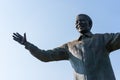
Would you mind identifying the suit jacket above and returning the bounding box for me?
[25,32,120,80]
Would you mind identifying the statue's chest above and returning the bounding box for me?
[69,42,84,59]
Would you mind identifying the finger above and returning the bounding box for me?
[13,32,22,38]
[13,33,18,37]
[12,35,16,38]
[24,33,26,40]
[13,33,21,39]
[13,35,21,42]
[24,33,26,38]
[13,35,23,44]
[16,32,23,38]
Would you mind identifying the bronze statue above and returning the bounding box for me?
[12,14,119,80]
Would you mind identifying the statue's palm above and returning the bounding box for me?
[13,32,27,45]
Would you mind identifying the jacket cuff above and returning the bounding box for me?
[24,41,32,50]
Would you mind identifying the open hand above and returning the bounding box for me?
[12,32,27,45]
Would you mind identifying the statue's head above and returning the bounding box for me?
[75,14,92,33]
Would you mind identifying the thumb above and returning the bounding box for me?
[24,33,27,42]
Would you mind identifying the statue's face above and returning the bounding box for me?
[75,16,91,33]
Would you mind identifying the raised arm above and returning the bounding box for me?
[12,32,69,62]
[13,32,27,45]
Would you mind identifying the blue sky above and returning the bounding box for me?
[0,0,120,80]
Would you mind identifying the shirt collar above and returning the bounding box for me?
[78,32,93,41]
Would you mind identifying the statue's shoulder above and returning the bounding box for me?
[94,33,115,35]
[93,33,109,37]
[66,39,78,45]
[92,33,118,39]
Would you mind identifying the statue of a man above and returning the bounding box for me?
[12,14,119,80]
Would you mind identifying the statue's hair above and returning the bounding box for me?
[76,14,93,29]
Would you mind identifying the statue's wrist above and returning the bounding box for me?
[24,41,31,50]
[23,41,28,46]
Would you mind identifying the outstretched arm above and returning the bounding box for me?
[12,32,69,62]
[104,33,120,52]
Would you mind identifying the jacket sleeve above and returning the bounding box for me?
[24,42,69,62]
[104,33,120,52]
